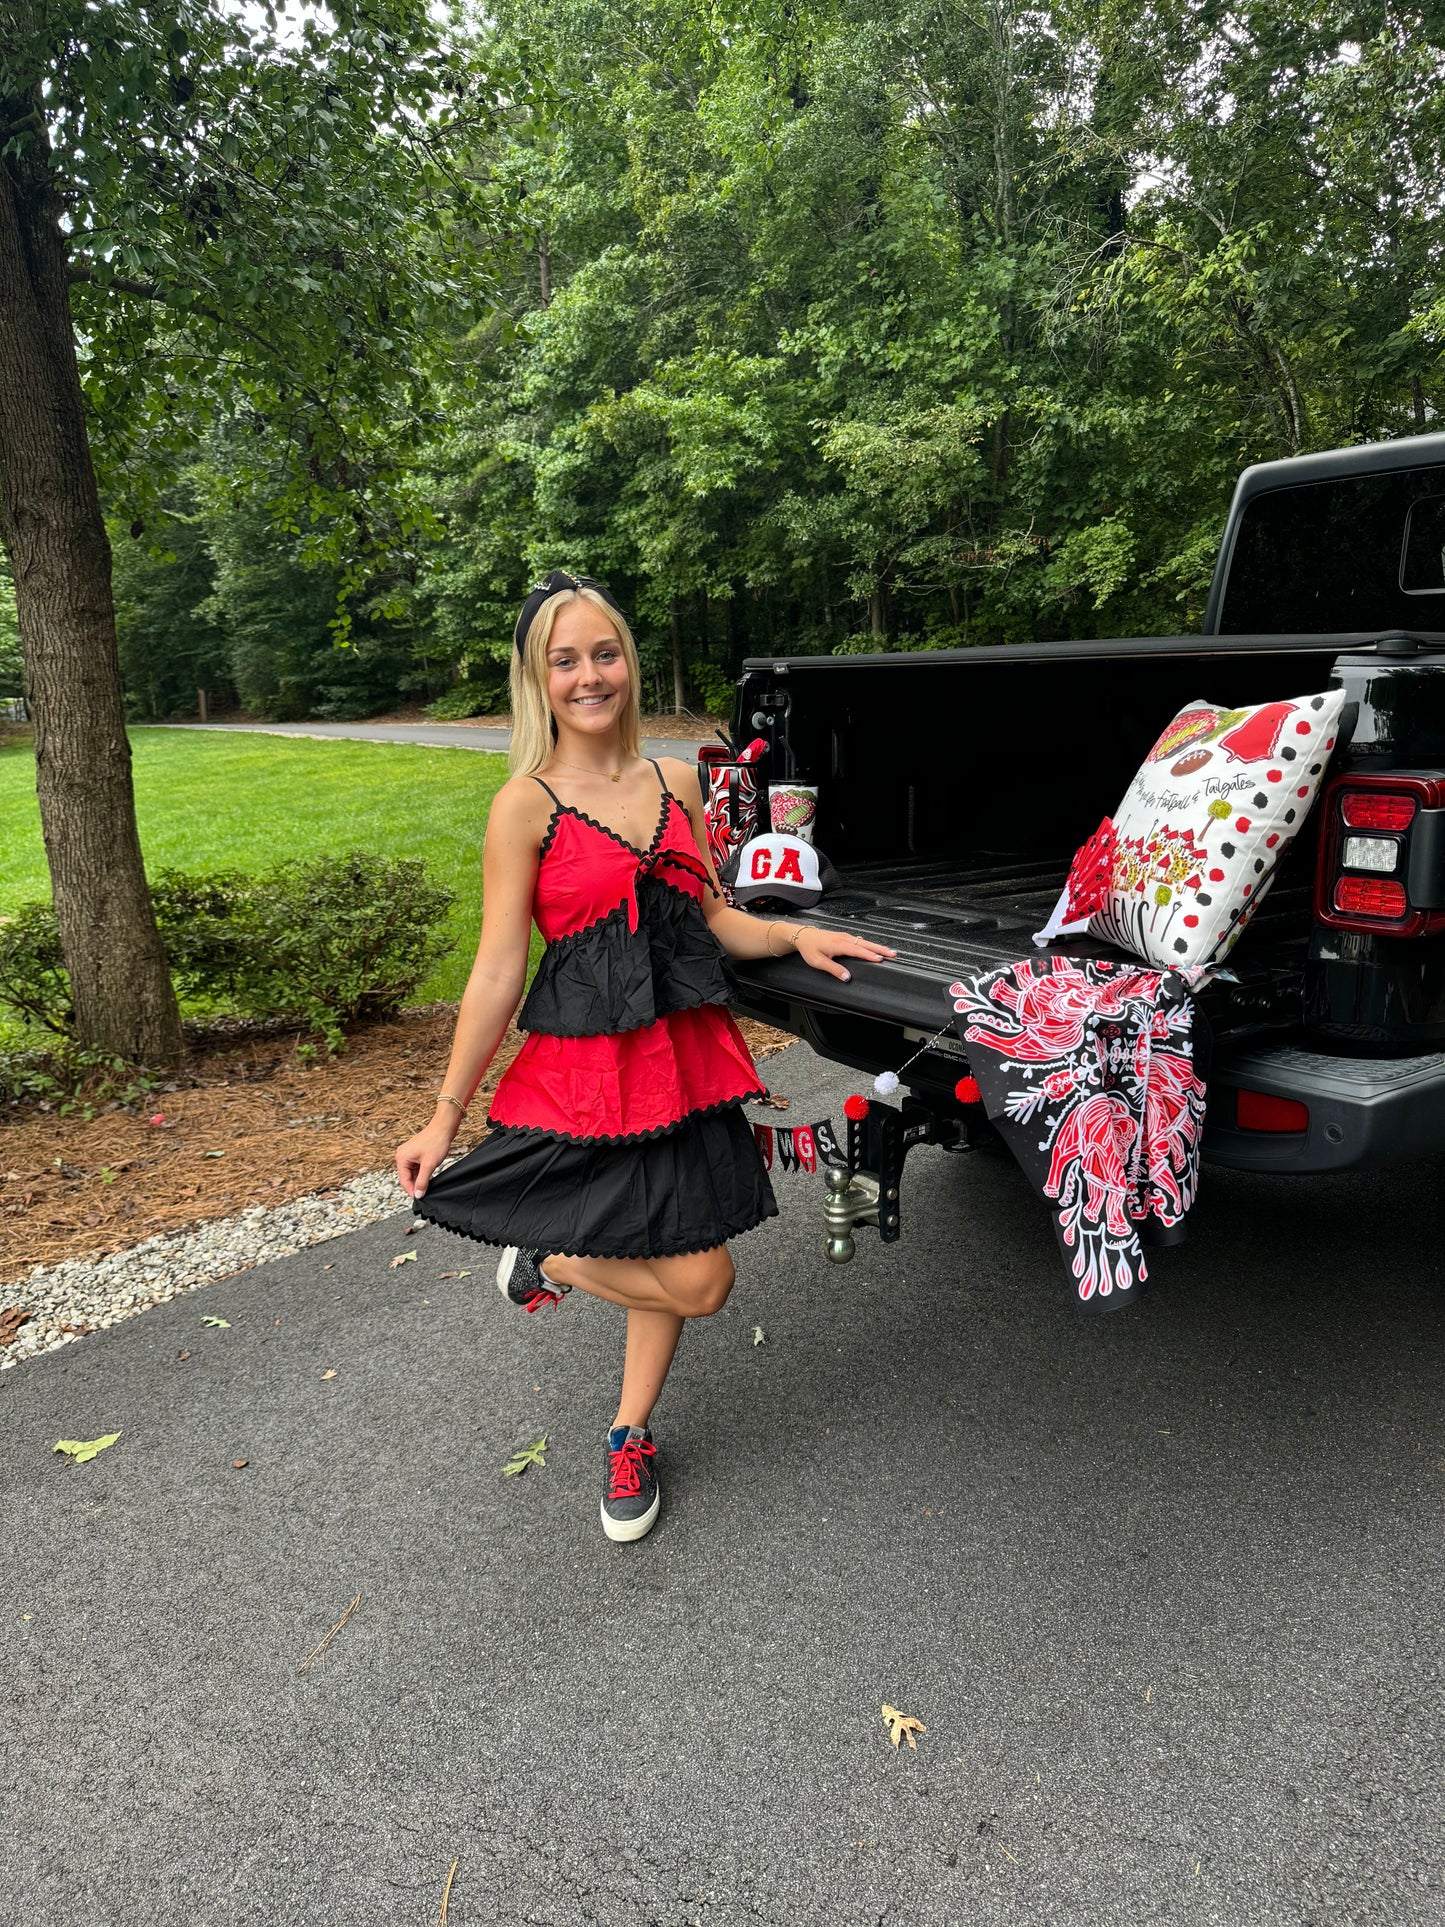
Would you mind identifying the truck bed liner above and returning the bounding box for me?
[786,853,1312,983]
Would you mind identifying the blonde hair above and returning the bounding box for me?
[508,585,643,777]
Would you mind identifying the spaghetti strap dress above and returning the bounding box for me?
[414,761,779,1259]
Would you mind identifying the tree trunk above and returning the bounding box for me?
[869,578,892,640]
[0,95,182,1064]
[669,599,685,713]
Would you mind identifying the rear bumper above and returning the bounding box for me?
[1203,1042,1445,1171]
[736,957,1445,1175]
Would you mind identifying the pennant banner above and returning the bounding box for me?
[751,1116,840,1176]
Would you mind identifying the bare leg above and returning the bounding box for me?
[615,1308,684,1428]
[544,1246,736,1320]
[543,1247,738,1429]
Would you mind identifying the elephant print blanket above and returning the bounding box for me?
[948,957,1212,1310]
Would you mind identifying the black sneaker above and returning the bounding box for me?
[496,1246,571,1313]
[601,1425,660,1542]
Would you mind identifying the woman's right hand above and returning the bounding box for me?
[395,1120,460,1200]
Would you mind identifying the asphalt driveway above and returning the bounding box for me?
[4,1040,1442,1926]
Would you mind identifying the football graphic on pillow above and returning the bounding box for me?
[1087,687,1348,968]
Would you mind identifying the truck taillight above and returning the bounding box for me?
[1340,792,1416,831]
[1333,876,1407,918]
[1314,773,1445,937]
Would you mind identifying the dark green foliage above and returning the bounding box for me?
[158,853,458,1050]
[0,855,456,1061]
[0,1044,165,1114]
[112,482,232,720]
[0,564,23,702]
[426,668,509,720]
[0,903,73,1033]
[65,2,1445,712]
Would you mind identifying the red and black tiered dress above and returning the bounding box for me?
[415,761,779,1259]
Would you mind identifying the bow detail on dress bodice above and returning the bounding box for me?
[626,843,715,933]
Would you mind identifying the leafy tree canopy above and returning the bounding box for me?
[27,0,1445,717]
[4,0,511,624]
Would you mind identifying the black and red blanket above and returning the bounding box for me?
[948,957,1211,1310]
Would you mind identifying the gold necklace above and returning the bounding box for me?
[548,754,631,784]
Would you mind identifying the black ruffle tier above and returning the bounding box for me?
[413,1103,778,1259]
[518,875,737,1037]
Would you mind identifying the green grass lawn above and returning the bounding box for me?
[0,727,516,1014]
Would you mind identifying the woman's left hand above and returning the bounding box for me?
[794,926,897,982]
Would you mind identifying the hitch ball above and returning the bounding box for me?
[823,1162,880,1266]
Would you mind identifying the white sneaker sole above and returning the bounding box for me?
[600,1488,661,1542]
[496,1247,520,1301]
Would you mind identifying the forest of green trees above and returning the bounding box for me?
[9,0,1445,723]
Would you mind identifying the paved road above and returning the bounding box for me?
[5,1041,1442,1925]
[163,720,713,763]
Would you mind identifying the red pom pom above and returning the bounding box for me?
[954,1076,981,1105]
[843,1094,870,1121]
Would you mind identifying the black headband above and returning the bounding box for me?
[513,569,627,656]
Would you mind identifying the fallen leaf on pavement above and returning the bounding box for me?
[761,1093,790,1109]
[321,1369,337,1379]
[54,1431,121,1464]
[752,1326,766,1346]
[882,1704,926,1750]
[390,1251,417,1268]
[201,1315,230,1328]
[178,1349,190,1360]
[232,1458,248,1468]
[503,1435,548,1477]
[438,1271,458,1278]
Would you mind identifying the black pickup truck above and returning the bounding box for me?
[730,432,1445,1258]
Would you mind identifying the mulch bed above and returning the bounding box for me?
[0,1008,793,1287]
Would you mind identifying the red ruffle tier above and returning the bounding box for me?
[487,1004,765,1142]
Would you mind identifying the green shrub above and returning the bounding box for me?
[0,852,457,1064]
[0,902,72,1033]
[0,1043,164,1114]
[426,669,507,721]
[149,867,258,1002]
[221,851,456,1051]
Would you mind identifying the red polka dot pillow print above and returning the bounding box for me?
[1087,688,1348,968]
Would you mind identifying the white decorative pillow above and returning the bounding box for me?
[1087,688,1348,967]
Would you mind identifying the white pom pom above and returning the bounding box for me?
[873,1069,900,1096]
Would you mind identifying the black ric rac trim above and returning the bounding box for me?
[536,789,678,866]
[425,1220,777,1264]
[486,1088,768,1147]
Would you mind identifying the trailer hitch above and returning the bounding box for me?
[823,1095,973,1264]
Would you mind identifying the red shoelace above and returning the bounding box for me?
[607,1435,656,1498]
[522,1283,567,1314]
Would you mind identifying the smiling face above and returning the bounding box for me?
[545,597,633,741]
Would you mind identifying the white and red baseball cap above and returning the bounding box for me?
[721,833,841,909]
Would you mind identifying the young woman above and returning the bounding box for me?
[395,571,893,1542]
